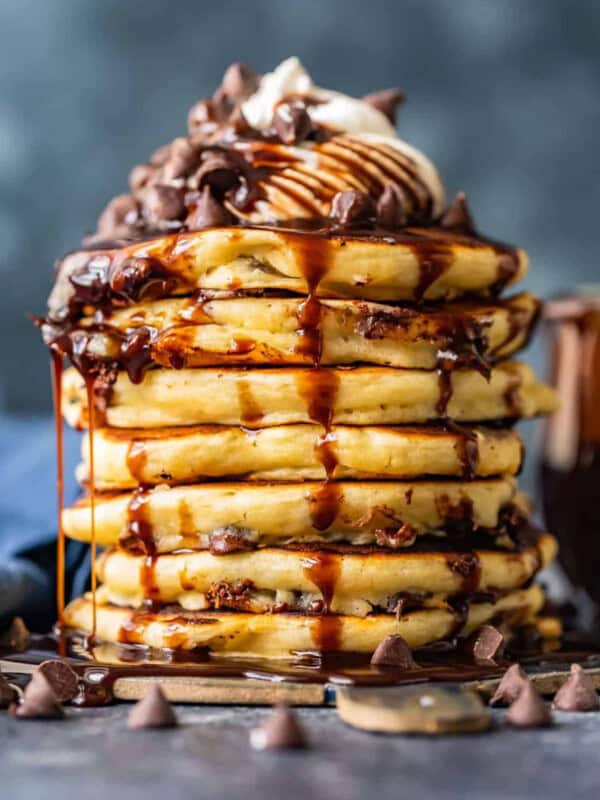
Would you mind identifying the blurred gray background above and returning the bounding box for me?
[1,0,599,413]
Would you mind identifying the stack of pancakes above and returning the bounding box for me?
[42,59,559,659]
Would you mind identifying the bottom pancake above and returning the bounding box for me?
[64,585,547,658]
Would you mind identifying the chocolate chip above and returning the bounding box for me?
[362,88,405,124]
[13,672,64,720]
[330,190,376,226]
[109,256,171,303]
[142,185,186,223]
[0,616,30,652]
[38,660,80,703]
[129,164,156,193]
[161,137,201,182]
[186,186,235,230]
[273,100,313,145]
[221,63,259,102]
[370,635,418,668]
[489,663,529,707]
[376,184,407,228]
[439,192,475,233]
[250,704,307,750]
[188,99,218,137]
[149,143,172,167]
[373,524,416,549]
[193,154,239,196]
[506,681,552,729]
[128,684,178,729]
[553,663,600,712]
[471,625,505,666]
[209,526,256,555]
[0,674,17,708]
[96,194,139,237]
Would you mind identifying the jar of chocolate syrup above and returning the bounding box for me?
[541,289,600,604]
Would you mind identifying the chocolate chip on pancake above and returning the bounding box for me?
[221,62,260,103]
[330,190,375,226]
[440,192,475,234]
[186,186,235,229]
[362,88,405,124]
[273,99,313,145]
[376,184,407,228]
[141,184,186,224]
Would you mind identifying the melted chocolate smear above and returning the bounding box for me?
[237,378,264,426]
[446,422,480,480]
[303,552,342,652]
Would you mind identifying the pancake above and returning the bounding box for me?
[62,478,525,551]
[79,424,524,489]
[63,585,546,656]
[70,292,540,371]
[63,361,558,429]
[93,535,556,614]
[48,226,528,325]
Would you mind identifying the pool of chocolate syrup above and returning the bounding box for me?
[3,628,599,707]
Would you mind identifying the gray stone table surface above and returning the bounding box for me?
[2,704,600,800]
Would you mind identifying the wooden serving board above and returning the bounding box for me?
[4,658,600,707]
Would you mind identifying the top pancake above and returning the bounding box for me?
[47,225,527,320]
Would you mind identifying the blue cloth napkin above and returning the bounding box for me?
[0,415,90,630]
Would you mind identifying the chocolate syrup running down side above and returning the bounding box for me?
[541,295,600,604]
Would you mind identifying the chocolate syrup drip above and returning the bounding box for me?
[489,251,521,297]
[308,482,342,531]
[126,440,148,484]
[445,552,482,595]
[302,552,342,651]
[84,376,98,641]
[446,422,480,480]
[50,350,66,632]
[236,378,264,426]
[123,487,160,610]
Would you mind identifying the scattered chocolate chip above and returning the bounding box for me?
[506,681,552,729]
[96,194,139,237]
[376,184,407,228]
[553,664,600,712]
[186,186,235,230]
[330,190,375,226]
[38,659,80,703]
[13,672,64,720]
[439,192,475,233]
[362,88,405,124]
[1,617,30,652]
[489,663,529,707]
[221,63,259,102]
[370,635,418,668]
[471,625,505,666]
[127,684,178,729]
[273,100,313,145]
[250,704,307,751]
[0,674,17,708]
[129,164,156,193]
[142,184,186,223]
